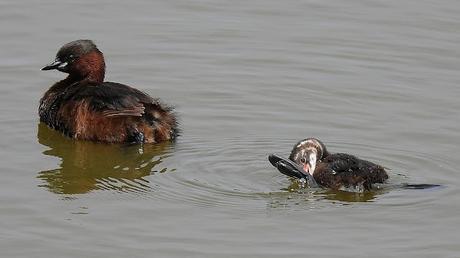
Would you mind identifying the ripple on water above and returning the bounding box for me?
[141,136,451,214]
[37,124,452,210]
[149,136,282,212]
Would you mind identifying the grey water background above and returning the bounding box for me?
[1,0,460,257]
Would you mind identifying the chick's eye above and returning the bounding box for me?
[300,157,307,163]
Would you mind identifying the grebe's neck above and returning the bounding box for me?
[68,50,105,84]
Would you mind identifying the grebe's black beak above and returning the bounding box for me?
[41,59,68,71]
[269,154,318,187]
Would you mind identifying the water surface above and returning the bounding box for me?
[1,1,459,257]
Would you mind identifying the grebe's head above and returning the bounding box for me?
[289,138,328,176]
[42,39,105,82]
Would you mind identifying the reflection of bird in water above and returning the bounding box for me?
[37,123,175,195]
[281,179,382,202]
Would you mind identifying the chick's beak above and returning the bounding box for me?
[303,163,310,173]
[268,154,319,187]
[303,152,317,176]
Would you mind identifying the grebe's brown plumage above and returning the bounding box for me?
[40,40,177,143]
[279,138,388,190]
